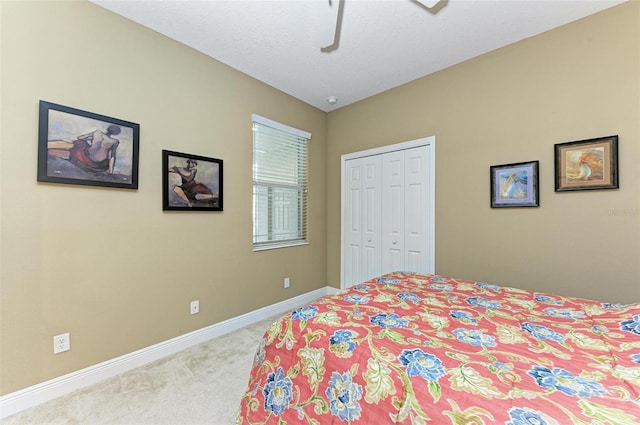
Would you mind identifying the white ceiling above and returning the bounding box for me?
[90,0,626,112]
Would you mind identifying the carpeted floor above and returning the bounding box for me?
[2,316,279,425]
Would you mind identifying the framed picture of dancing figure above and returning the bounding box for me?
[37,100,140,189]
[554,135,618,192]
[162,150,223,211]
[490,160,539,208]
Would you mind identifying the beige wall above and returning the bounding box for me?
[327,1,639,303]
[0,1,327,395]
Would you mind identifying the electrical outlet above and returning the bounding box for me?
[53,332,70,354]
[190,300,200,315]
[284,277,290,289]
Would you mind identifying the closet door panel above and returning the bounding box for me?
[382,151,405,274]
[387,247,404,273]
[362,246,379,282]
[406,250,422,272]
[404,146,431,273]
[344,159,363,287]
[346,245,362,286]
[361,156,382,281]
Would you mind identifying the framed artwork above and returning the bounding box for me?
[38,100,140,189]
[490,160,540,208]
[554,135,618,192]
[162,150,223,211]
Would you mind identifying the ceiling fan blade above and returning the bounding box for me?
[414,0,442,8]
[317,0,344,52]
[412,0,448,13]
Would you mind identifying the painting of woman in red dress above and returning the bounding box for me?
[48,125,122,174]
[38,100,139,189]
[162,150,222,211]
[168,158,219,207]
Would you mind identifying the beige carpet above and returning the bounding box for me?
[2,316,279,425]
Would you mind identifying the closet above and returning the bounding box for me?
[341,137,435,289]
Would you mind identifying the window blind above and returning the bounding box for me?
[252,115,310,250]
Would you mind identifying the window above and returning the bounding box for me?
[252,114,311,250]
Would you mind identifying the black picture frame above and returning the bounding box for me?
[37,100,140,189]
[490,160,540,208]
[162,150,223,211]
[554,135,619,192]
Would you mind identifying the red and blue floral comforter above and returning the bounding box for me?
[237,272,640,424]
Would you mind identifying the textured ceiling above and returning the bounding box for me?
[90,0,626,111]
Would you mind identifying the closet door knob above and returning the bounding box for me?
[392,240,397,245]
[367,238,372,242]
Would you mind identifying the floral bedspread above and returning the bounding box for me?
[236,272,640,424]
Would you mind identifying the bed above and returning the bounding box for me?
[236,272,640,424]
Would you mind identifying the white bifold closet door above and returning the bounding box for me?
[343,144,432,289]
[344,155,382,287]
[381,146,431,275]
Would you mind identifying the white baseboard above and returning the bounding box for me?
[0,286,340,419]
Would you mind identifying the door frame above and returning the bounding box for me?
[340,136,436,290]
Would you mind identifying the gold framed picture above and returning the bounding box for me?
[554,135,618,192]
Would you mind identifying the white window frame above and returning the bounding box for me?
[252,114,311,251]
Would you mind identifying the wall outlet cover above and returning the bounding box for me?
[190,300,200,315]
[53,333,70,354]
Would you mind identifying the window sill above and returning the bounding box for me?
[253,241,309,252]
